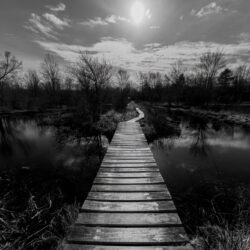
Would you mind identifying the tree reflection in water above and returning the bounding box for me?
[188,117,210,157]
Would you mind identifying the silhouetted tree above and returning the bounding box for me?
[197,51,226,88]
[0,51,22,82]
[117,69,130,88]
[41,54,60,98]
[218,68,233,87]
[72,52,113,120]
[25,70,40,97]
[0,51,22,106]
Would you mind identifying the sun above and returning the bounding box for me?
[131,2,145,25]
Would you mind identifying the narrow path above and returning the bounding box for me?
[64,108,192,249]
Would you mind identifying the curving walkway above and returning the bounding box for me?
[64,107,192,249]
[128,107,145,123]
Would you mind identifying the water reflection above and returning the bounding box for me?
[151,115,250,190]
[0,118,107,173]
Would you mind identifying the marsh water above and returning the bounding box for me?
[150,115,250,195]
[2,113,250,198]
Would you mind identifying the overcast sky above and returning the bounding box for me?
[1,0,250,75]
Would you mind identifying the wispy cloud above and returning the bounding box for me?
[80,15,130,27]
[236,32,250,42]
[81,17,108,27]
[25,10,70,39]
[34,38,250,74]
[25,13,57,39]
[43,13,70,29]
[191,2,231,18]
[46,3,66,12]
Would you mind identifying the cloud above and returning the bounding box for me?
[192,2,230,18]
[46,3,66,12]
[43,13,70,29]
[81,17,108,27]
[25,13,57,39]
[34,38,250,75]
[236,32,250,42]
[80,15,130,27]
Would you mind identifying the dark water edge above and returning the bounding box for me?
[140,104,250,247]
[0,114,108,250]
[0,103,138,249]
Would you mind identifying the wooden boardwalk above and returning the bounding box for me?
[64,113,192,249]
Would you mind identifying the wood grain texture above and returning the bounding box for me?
[96,172,163,178]
[87,191,171,201]
[91,184,168,192]
[67,226,189,244]
[101,163,158,167]
[75,212,182,226]
[98,167,159,172]
[81,200,176,212]
[63,244,193,250]
[94,177,164,184]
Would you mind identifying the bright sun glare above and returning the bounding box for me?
[131,2,145,25]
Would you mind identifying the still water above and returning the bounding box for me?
[0,117,108,173]
[151,116,250,194]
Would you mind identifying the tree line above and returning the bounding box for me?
[1,50,250,117]
[136,51,250,106]
[0,51,133,122]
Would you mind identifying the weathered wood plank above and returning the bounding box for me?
[104,156,155,160]
[108,147,151,151]
[63,244,193,250]
[87,191,171,201]
[102,161,156,165]
[91,184,167,192]
[105,153,154,156]
[67,226,189,245]
[96,172,163,178]
[98,167,159,172]
[101,163,158,167]
[94,177,164,184]
[75,212,181,226]
[81,200,176,212]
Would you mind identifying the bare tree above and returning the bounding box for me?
[25,70,40,97]
[0,51,22,81]
[41,54,60,97]
[0,51,22,106]
[72,52,113,120]
[169,61,186,85]
[197,50,226,88]
[117,69,130,88]
[234,65,250,85]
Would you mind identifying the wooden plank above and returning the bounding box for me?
[102,161,156,164]
[81,200,176,212]
[104,156,155,160]
[101,163,158,168]
[75,212,181,226]
[91,184,167,192]
[87,191,171,201]
[98,167,159,172]
[63,244,193,250]
[108,147,151,151]
[105,153,154,156]
[67,226,189,245]
[94,177,164,184]
[96,172,163,178]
